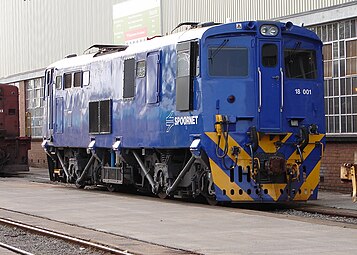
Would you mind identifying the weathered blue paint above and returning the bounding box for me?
[43,21,325,202]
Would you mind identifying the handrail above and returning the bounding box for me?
[280,67,284,112]
[258,67,262,112]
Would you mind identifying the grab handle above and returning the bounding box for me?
[258,67,262,112]
[280,67,284,112]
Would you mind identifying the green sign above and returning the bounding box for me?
[113,0,161,44]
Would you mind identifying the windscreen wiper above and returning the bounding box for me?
[209,39,229,62]
[288,41,302,63]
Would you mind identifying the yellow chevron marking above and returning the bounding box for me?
[261,184,287,201]
[258,135,279,153]
[206,132,251,168]
[259,133,292,153]
[206,132,324,202]
[287,134,324,164]
[288,134,323,201]
[294,161,321,201]
[281,133,292,143]
[209,159,253,201]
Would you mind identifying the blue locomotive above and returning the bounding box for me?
[42,21,325,203]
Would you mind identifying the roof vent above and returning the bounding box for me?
[84,44,128,57]
[197,21,220,28]
[171,21,221,33]
[65,54,77,58]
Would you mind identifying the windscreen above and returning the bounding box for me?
[284,49,317,79]
[208,47,248,76]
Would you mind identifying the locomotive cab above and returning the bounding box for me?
[199,21,325,202]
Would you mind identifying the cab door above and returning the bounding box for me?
[258,41,283,132]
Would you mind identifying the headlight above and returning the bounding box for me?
[289,119,299,127]
[260,25,279,36]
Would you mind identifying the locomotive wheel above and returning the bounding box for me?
[205,195,218,206]
[106,184,117,192]
[154,170,169,199]
[75,180,85,189]
[157,191,168,199]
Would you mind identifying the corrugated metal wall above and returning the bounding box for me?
[0,0,123,79]
[161,0,356,35]
[0,0,355,79]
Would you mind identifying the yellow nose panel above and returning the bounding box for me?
[209,159,253,201]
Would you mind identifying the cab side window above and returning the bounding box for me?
[176,41,199,111]
[123,58,135,99]
[64,73,72,89]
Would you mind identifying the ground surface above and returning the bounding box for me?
[0,169,357,255]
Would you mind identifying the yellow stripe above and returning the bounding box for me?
[209,159,253,201]
[259,133,292,154]
[261,184,287,201]
[294,161,320,201]
[206,132,251,168]
[206,132,324,202]
[287,134,324,164]
[281,133,292,143]
[287,134,323,200]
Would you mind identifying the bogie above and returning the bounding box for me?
[46,146,215,201]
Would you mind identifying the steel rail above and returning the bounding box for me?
[0,241,34,255]
[0,218,133,255]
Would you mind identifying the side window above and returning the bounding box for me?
[262,44,278,67]
[83,71,90,86]
[146,52,160,104]
[73,72,82,87]
[64,73,72,89]
[136,60,146,78]
[55,76,62,90]
[123,58,135,99]
[284,49,317,79]
[176,41,199,111]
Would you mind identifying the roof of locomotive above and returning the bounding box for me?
[47,20,321,71]
[47,25,211,70]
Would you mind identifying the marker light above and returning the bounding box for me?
[290,119,299,127]
[260,25,279,36]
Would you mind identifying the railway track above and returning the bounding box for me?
[0,208,199,255]
[0,240,34,255]
[0,217,133,255]
[8,169,357,226]
[1,172,357,254]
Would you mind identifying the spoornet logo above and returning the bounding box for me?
[166,111,198,132]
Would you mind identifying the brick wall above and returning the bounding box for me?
[28,140,48,168]
[319,142,356,193]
